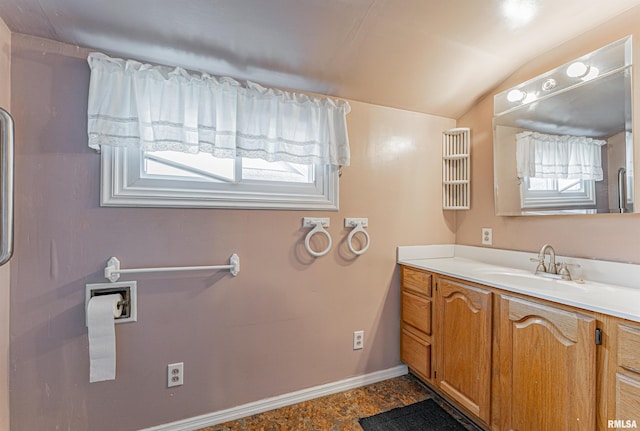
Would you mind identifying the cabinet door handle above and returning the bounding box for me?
[595,328,602,345]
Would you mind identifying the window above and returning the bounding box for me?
[143,150,314,183]
[520,177,596,209]
[101,146,339,209]
[87,52,350,210]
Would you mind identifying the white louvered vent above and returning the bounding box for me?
[442,128,470,210]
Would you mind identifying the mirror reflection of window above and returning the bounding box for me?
[521,177,596,211]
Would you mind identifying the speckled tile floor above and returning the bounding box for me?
[197,373,481,431]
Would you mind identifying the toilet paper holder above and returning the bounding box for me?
[85,281,137,326]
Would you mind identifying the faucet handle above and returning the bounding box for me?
[557,262,580,280]
[530,257,546,272]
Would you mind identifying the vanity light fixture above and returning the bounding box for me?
[521,92,538,104]
[494,35,631,116]
[542,78,556,91]
[582,66,600,81]
[507,89,527,102]
[507,88,538,104]
[567,62,600,80]
[566,61,589,78]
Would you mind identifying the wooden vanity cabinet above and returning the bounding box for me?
[434,276,492,424]
[400,267,433,382]
[498,294,596,431]
[400,265,604,431]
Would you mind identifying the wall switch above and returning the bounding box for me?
[167,362,184,387]
[482,228,493,245]
[353,330,364,350]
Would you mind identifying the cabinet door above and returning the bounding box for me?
[499,295,595,431]
[435,277,492,423]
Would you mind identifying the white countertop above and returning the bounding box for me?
[397,245,640,323]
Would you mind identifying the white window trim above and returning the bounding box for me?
[520,178,596,209]
[100,146,339,210]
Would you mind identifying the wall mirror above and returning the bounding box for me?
[493,36,633,216]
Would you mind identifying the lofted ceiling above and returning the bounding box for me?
[2,0,640,118]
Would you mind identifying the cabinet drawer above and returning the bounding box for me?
[402,291,431,335]
[401,327,431,380]
[402,267,432,297]
[618,324,640,374]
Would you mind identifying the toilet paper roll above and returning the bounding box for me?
[88,293,123,383]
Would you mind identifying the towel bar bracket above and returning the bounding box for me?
[104,253,240,282]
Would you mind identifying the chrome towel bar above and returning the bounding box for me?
[104,254,240,282]
[0,108,14,266]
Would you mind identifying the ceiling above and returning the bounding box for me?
[2,0,640,119]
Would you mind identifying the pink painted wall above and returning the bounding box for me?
[0,17,10,431]
[8,34,455,430]
[456,6,640,263]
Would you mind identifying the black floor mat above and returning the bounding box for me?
[359,398,468,431]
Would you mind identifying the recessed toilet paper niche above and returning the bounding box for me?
[85,281,137,326]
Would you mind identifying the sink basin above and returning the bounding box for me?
[469,266,586,291]
[473,268,536,278]
[471,266,538,279]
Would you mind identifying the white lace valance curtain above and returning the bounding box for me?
[87,52,351,166]
[516,131,605,181]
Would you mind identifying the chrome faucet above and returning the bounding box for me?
[530,244,580,281]
[538,243,557,274]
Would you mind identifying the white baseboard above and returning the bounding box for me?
[140,364,408,431]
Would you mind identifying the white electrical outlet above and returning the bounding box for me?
[167,362,184,387]
[353,330,364,350]
[482,228,493,245]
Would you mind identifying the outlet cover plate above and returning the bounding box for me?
[353,330,364,350]
[482,228,493,245]
[167,362,184,387]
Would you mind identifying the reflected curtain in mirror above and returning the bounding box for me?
[516,132,605,181]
